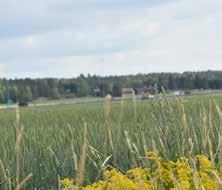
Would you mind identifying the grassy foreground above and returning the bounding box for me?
[0,95,222,189]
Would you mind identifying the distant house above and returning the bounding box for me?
[122,86,157,98]
[134,86,156,96]
[122,88,134,95]
[134,88,144,95]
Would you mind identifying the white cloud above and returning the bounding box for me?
[1,0,222,78]
[24,36,34,46]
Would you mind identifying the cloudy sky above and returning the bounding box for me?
[0,0,222,78]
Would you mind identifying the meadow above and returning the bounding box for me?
[0,94,222,190]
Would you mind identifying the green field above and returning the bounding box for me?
[0,95,222,190]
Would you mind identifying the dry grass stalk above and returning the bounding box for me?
[15,105,23,186]
[114,94,125,165]
[15,173,33,190]
[14,105,33,190]
[0,159,7,189]
[104,95,113,158]
[0,159,7,180]
[6,170,12,190]
[76,124,88,186]
[72,145,78,175]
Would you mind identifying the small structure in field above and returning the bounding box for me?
[173,91,185,96]
[122,86,156,99]
[134,86,156,99]
[134,86,156,96]
[122,88,134,95]
[19,101,29,107]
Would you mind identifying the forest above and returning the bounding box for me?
[0,70,222,103]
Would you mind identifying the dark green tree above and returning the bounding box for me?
[112,83,122,97]
[18,86,33,103]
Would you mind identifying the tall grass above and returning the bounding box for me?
[0,95,222,189]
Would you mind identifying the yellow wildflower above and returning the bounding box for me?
[59,153,222,190]
[60,178,73,186]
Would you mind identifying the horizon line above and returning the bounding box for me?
[1,69,221,80]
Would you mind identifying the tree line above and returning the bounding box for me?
[0,70,222,103]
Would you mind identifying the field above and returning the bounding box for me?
[0,95,222,189]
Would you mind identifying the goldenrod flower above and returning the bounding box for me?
[60,178,73,186]
[59,153,222,190]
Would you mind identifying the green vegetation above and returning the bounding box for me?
[0,95,222,189]
[1,71,222,104]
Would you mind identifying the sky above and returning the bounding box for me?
[0,0,222,78]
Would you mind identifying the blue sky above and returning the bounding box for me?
[0,0,222,78]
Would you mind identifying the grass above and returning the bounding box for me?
[0,95,222,189]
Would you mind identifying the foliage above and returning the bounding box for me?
[60,153,222,190]
[0,95,222,189]
[1,71,222,102]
